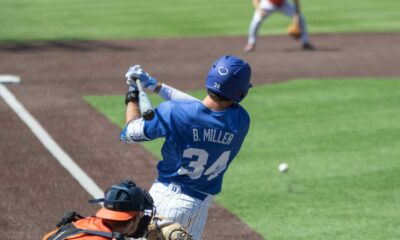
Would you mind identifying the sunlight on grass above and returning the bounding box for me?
[85,79,400,240]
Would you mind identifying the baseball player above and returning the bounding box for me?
[121,55,252,240]
[43,180,192,240]
[243,0,314,52]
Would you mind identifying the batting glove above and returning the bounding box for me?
[125,65,158,91]
[125,65,139,91]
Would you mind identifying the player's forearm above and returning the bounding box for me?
[121,99,148,144]
[125,102,141,124]
[153,82,198,101]
[121,101,150,143]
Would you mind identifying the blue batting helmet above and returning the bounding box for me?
[205,55,252,103]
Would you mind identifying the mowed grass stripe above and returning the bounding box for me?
[1,0,400,41]
[85,79,400,240]
[221,79,400,239]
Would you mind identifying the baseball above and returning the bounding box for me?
[278,163,289,173]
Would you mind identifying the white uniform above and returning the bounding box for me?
[247,0,310,45]
[149,182,213,240]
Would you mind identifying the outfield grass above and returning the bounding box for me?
[1,0,400,42]
[85,79,400,240]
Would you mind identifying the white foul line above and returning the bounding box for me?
[0,84,103,199]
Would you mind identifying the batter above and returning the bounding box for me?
[121,55,252,240]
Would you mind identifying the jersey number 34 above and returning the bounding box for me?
[178,148,230,181]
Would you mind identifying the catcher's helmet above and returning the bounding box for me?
[206,55,252,103]
[89,180,154,221]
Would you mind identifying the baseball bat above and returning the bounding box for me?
[135,78,155,120]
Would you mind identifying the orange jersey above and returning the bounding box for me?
[269,0,285,7]
[43,217,113,240]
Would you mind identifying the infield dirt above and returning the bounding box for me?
[0,33,399,240]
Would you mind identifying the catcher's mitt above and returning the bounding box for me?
[147,215,193,240]
[287,17,302,40]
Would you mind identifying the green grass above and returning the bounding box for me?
[85,79,400,239]
[1,0,400,42]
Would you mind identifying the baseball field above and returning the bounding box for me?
[1,0,400,239]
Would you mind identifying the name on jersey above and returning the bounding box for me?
[192,128,234,145]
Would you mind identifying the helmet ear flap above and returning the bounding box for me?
[131,211,153,238]
[240,82,253,100]
[239,92,246,101]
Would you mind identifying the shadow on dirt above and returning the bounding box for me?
[282,46,341,52]
[0,40,135,53]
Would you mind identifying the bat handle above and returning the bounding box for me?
[134,78,155,120]
[135,78,145,92]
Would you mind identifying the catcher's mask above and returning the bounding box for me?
[89,180,155,238]
[206,55,252,103]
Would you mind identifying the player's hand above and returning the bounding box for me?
[125,65,158,91]
[125,65,139,91]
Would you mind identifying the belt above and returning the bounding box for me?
[157,178,209,201]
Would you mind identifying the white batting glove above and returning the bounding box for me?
[125,65,158,91]
[125,65,140,88]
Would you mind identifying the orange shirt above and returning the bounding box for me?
[269,0,285,7]
[68,217,112,239]
[43,217,113,240]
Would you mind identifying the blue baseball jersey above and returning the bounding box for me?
[122,99,250,195]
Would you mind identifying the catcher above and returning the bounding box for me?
[43,180,192,240]
[243,0,314,52]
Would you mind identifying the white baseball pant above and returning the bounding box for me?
[149,181,213,240]
[248,0,310,44]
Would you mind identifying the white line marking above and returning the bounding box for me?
[0,84,103,199]
[0,75,21,84]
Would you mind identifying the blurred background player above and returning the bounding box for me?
[121,55,252,240]
[243,0,314,52]
[43,180,192,240]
